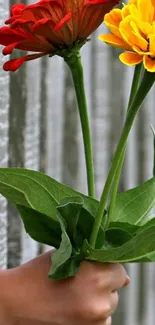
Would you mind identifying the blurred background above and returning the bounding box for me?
[0,0,155,324]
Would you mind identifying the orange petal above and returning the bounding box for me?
[137,0,154,23]
[133,45,152,55]
[119,52,143,66]
[143,55,155,72]
[120,16,148,51]
[104,9,122,38]
[128,0,137,4]
[148,34,155,56]
[99,33,132,50]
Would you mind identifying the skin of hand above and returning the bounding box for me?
[0,251,130,325]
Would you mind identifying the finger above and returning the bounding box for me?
[109,291,119,315]
[107,264,129,291]
[124,275,131,287]
[105,316,112,325]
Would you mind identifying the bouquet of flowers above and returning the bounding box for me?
[0,0,155,279]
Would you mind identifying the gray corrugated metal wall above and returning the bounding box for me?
[0,1,155,324]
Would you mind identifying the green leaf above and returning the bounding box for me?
[145,251,155,261]
[108,222,139,235]
[17,205,61,248]
[57,196,105,249]
[82,225,155,262]
[108,216,155,237]
[105,228,133,247]
[57,196,84,246]
[48,211,73,279]
[77,207,105,249]
[0,168,98,221]
[112,177,155,225]
[49,257,81,280]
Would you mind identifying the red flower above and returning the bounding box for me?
[1,0,119,71]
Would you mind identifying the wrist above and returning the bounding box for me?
[0,270,15,325]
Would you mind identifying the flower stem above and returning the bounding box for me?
[89,70,155,248]
[106,63,143,229]
[64,53,95,198]
[128,63,143,108]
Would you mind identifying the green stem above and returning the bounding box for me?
[106,63,143,229]
[89,70,155,248]
[64,53,95,198]
[128,63,143,108]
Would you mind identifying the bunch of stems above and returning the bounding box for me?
[66,53,155,249]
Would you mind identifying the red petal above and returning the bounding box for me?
[11,18,34,29]
[32,18,53,32]
[5,15,21,25]
[3,52,46,72]
[11,3,25,16]
[22,1,62,22]
[0,27,26,45]
[85,0,108,4]
[54,12,72,31]
[2,42,19,55]
[3,57,26,71]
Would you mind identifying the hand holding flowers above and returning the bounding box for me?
[0,0,155,280]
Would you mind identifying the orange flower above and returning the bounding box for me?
[0,0,119,71]
[99,0,155,72]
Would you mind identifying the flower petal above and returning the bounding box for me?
[149,34,155,56]
[104,9,122,38]
[133,45,152,55]
[143,55,155,72]
[54,12,72,31]
[0,26,26,46]
[11,3,25,16]
[119,16,148,51]
[137,0,154,23]
[119,52,143,66]
[2,42,19,55]
[99,33,132,50]
[3,52,46,71]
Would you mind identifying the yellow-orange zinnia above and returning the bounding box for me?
[99,0,155,72]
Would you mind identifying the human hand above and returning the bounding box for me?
[0,251,130,325]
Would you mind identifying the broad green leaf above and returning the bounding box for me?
[57,196,84,246]
[82,225,155,262]
[77,208,105,249]
[105,228,133,247]
[17,205,61,248]
[0,168,98,221]
[57,196,105,249]
[145,251,155,261]
[136,216,155,233]
[108,217,155,236]
[108,222,139,235]
[112,177,155,225]
[49,257,81,280]
[48,211,72,279]
[138,214,155,226]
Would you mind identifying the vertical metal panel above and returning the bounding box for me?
[61,63,80,190]
[7,0,27,266]
[21,58,41,263]
[46,56,64,182]
[39,57,48,173]
[91,27,112,198]
[0,0,9,269]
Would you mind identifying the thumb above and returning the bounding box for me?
[124,275,131,287]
